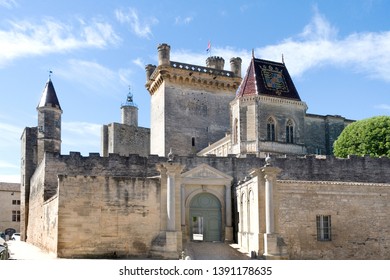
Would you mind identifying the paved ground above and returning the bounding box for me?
[6,240,250,260]
[183,241,251,260]
[6,240,57,260]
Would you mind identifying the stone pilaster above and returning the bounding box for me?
[154,162,185,259]
[261,164,288,259]
[225,184,233,242]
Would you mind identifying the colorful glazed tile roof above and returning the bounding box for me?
[236,58,301,101]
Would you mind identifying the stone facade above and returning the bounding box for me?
[0,182,21,238]
[236,163,390,260]
[20,43,390,260]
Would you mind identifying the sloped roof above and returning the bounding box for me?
[236,57,301,101]
[38,79,61,110]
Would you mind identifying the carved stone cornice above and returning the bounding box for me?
[146,62,242,95]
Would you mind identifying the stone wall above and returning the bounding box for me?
[41,152,390,188]
[56,175,161,258]
[101,122,150,157]
[305,114,353,155]
[276,180,390,259]
[163,82,235,156]
[20,127,37,240]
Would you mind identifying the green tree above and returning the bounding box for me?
[333,116,390,158]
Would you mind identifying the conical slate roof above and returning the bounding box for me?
[236,57,301,101]
[38,79,61,110]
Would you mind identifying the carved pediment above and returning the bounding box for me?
[182,164,232,182]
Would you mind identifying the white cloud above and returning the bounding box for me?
[175,16,193,25]
[0,160,18,169]
[375,104,390,111]
[0,174,20,183]
[0,122,22,145]
[62,121,101,154]
[56,59,123,93]
[257,11,390,81]
[0,0,17,9]
[171,10,390,83]
[115,8,158,39]
[0,17,120,67]
[132,57,144,69]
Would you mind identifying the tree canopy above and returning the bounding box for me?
[333,116,390,158]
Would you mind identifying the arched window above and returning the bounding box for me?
[233,118,238,144]
[267,117,276,141]
[286,119,294,144]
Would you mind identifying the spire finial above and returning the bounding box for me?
[251,49,255,58]
[282,54,285,64]
[122,85,137,107]
[48,70,53,80]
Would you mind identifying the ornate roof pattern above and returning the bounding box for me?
[236,58,301,101]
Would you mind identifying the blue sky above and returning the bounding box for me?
[0,0,389,183]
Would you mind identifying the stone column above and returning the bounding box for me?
[225,184,233,241]
[153,161,185,259]
[264,172,275,234]
[167,169,176,231]
[261,163,287,259]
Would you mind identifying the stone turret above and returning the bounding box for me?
[145,64,156,82]
[36,78,62,164]
[206,56,225,70]
[121,88,138,127]
[230,57,242,78]
[158,43,171,66]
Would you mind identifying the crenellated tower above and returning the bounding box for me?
[145,43,242,156]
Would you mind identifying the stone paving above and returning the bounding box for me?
[6,240,56,260]
[6,240,251,260]
[183,241,251,260]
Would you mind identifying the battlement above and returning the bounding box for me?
[41,152,390,190]
[171,61,234,77]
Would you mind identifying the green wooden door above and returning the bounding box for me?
[190,193,222,242]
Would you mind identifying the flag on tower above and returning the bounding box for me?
[206,41,211,53]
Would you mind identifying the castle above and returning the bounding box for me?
[20,43,390,259]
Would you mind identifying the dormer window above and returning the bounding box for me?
[267,117,276,141]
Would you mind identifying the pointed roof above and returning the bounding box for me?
[38,79,61,110]
[236,57,301,101]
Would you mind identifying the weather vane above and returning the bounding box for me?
[48,70,53,79]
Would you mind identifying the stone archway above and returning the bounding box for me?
[189,193,222,242]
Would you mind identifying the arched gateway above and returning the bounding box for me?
[190,193,221,241]
[181,163,233,243]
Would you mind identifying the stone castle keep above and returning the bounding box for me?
[21,43,390,259]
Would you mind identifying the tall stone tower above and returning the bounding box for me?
[36,78,62,164]
[145,43,242,156]
[20,78,62,240]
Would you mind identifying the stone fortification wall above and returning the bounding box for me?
[56,175,161,258]
[42,152,390,190]
[276,180,390,259]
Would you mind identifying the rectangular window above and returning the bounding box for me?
[316,215,331,241]
[12,200,20,205]
[12,210,21,222]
